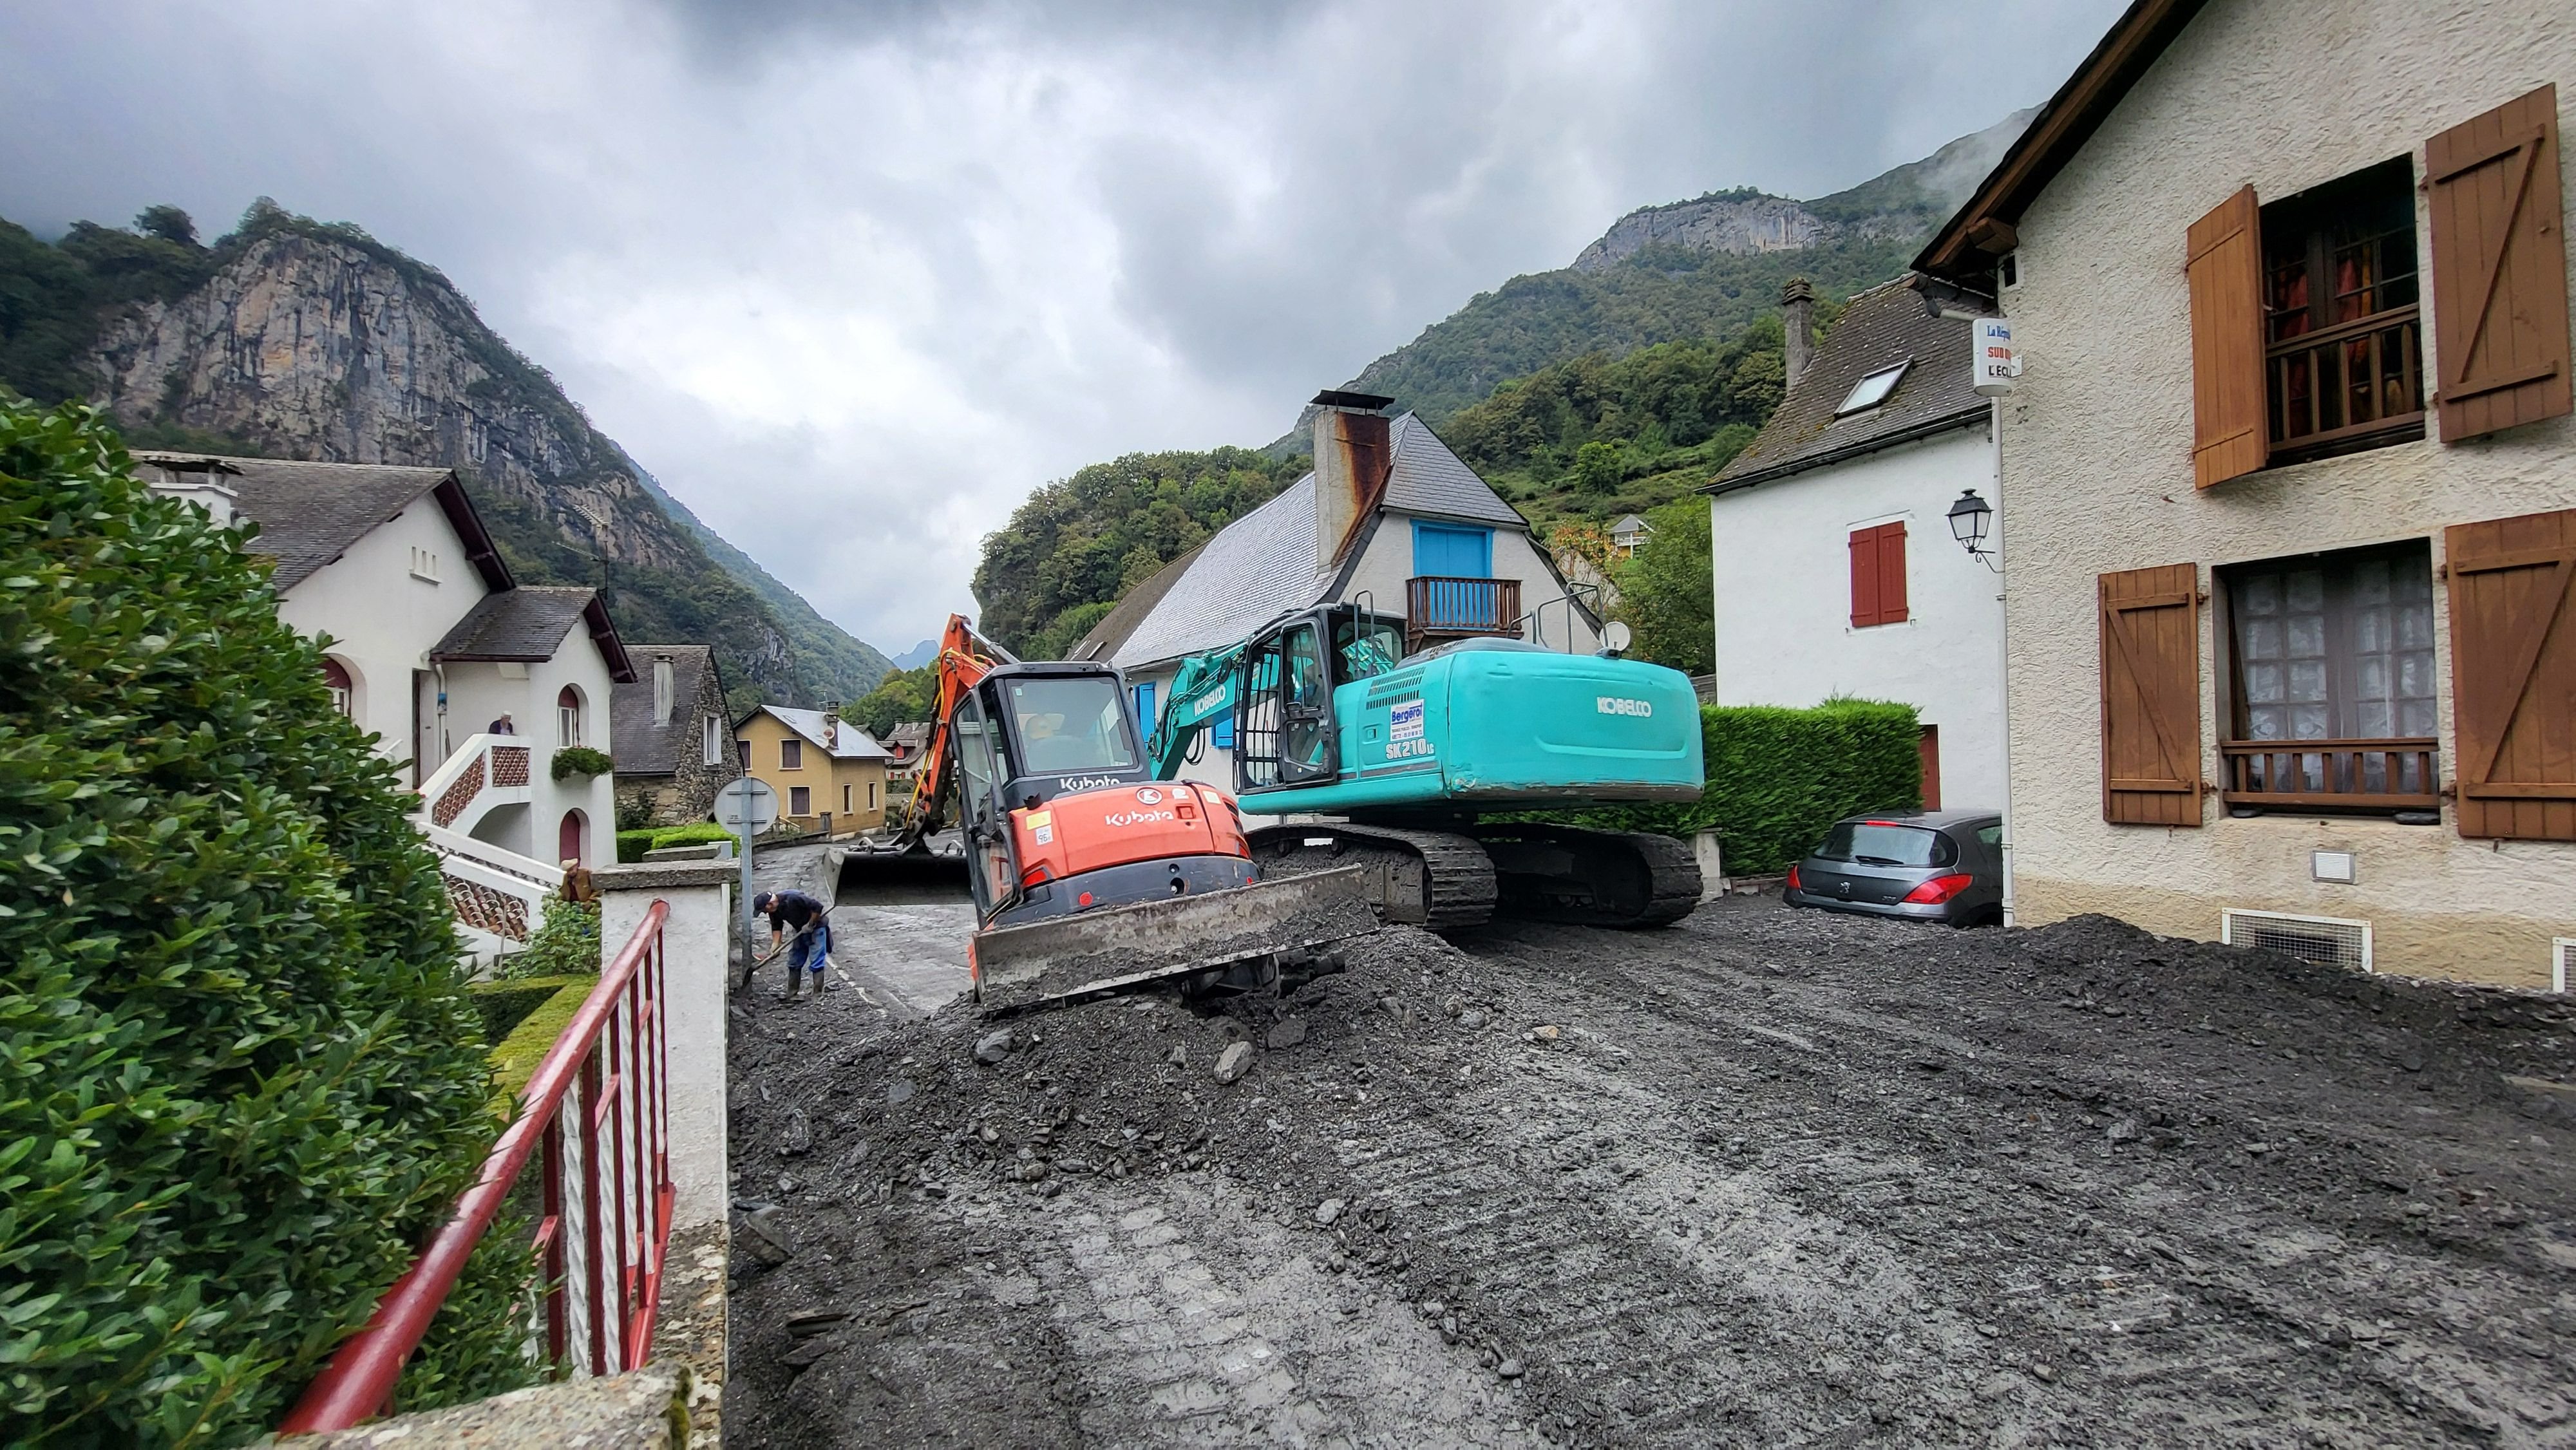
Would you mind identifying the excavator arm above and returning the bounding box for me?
[1146,640,1251,779]
[895,614,1015,850]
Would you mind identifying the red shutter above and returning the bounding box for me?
[2187,187,2268,487]
[1879,523,1909,624]
[2426,85,2571,442]
[2446,508,2576,840]
[2099,565,2205,825]
[1850,527,1880,626]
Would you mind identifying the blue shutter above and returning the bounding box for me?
[1412,522,1493,578]
[1134,681,1157,730]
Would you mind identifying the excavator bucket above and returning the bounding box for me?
[971,867,1377,1016]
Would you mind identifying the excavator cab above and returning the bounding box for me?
[946,661,1155,921]
[1235,603,1405,796]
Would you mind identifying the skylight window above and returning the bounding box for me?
[1836,360,1911,417]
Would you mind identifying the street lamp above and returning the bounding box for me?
[1947,487,1996,570]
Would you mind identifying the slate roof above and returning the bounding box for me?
[432,586,637,682]
[1383,413,1526,526]
[1077,411,1533,670]
[609,645,722,775]
[1707,275,1993,494]
[134,451,510,592]
[757,706,895,760]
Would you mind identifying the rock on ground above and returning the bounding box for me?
[723,896,2576,1447]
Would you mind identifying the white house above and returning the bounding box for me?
[1700,276,2004,813]
[138,452,639,956]
[1073,390,1602,795]
[1609,513,1654,558]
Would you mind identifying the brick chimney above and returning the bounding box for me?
[1780,277,1816,388]
[822,700,840,751]
[1309,389,1396,567]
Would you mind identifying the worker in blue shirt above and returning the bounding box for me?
[752,889,833,999]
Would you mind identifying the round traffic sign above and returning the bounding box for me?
[714,776,780,835]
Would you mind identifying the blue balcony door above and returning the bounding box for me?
[1412,523,1495,628]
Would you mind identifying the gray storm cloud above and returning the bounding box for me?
[0,0,2123,648]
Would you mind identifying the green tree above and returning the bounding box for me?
[1614,496,1713,677]
[850,664,934,738]
[0,400,530,1444]
[133,205,198,245]
[1572,439,1627,494]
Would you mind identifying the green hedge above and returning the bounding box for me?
[614,820,739,863]
[1548,700,1921,874]
[486,977,598,1106]
[549,744,612,782]
[467,974,596,1042]
[0,399,536,1444]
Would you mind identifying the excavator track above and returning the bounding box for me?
[1247,823,1497,931]
[1470,823,1703,928]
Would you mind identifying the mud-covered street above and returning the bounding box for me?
[724,889,2576,1447]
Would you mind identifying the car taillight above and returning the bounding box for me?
[1901,873,1976,905]
[1785,865,1802,891]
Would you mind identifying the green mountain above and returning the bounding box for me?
[0,202,891,714]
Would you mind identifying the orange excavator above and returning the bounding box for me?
[874,615,1372,1013]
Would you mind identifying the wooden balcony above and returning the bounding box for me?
[1405,576,1522,653]
[2221,738,2439,812]
[2266,304,2424,459]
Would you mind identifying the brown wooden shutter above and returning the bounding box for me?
[2099,564,2204,825]
[2426,85,2571,441]
[1850,527,1880,626]
[1879,523,1909,624]
[2187,187,2268,488]
[2445,507,2576,840]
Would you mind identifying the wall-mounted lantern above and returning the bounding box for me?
[1947,487,1997,571]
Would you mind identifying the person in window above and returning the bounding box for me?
[488,713,515,735]
[751,889,833,1000]
[1018,708,1087,772]
[1283,636,1331,770]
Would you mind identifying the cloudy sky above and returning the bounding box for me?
[1,0,2121,652]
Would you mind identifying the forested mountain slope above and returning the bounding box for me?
[0,202,890,714]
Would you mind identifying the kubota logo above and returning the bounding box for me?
[1104,809,1177,827]
[1135,787,1164,805]
[1055,775,1121,791]
[1596,696,1653,717]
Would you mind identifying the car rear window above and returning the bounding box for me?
[1815,822,1956,868]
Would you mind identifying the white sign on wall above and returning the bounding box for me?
[1973,317,2020,397]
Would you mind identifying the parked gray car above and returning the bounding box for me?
[1783,810,2005,927]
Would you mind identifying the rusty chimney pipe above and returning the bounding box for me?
[1309,389,1395,567]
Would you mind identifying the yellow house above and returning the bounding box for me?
[734,705,893,838]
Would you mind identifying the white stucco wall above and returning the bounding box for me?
[272,495,490,772]
[1709,424,2004,811]
[442,642,622,868]
[1998,0,2576,986]
[1339,511,1604,655]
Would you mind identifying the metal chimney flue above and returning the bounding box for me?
[1309,389,1395,567]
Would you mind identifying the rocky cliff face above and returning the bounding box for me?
[71,216,884,709]
[1569,110,2034,275]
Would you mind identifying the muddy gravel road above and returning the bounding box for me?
[723,896,2576,1447]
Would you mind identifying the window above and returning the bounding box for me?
[1814,820,1956,869]
[2261,158,2424,461]
[789,786,811,816]
[556,685,582,747]
[780,737,802,769]
[736,738,751,769]
[1849,522,1908,627]
[1001,676,1138,774]
[842,784,852,814]
[1836,361,1911,418]
[1412,522,1493,579]
[1997,252,2020,290]
[703,715,723,766]
[867,781,878,810]
[323,659,353,719]
[408,545,439,581]
[2218,541,2438,813]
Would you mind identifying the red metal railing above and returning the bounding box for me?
[279,901,676,1431]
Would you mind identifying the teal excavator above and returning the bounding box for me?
[1146,601,1706,929]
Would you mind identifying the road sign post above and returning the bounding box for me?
[713,777,781,979]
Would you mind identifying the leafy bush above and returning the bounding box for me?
[505,898,599,981]
[485,978,598,1104]
[1546,700,1920,873]
[549,744,613,782]
[467,975,594,1043]
[614,821,737,863]
[0,400,535,1444]
[1613,496,1712,676]
[615,829,654,863]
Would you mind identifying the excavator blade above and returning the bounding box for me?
[971,867,1377,1016]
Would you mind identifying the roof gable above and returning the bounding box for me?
[431,585,636,681]
[136,451,512,593]
[759,705,894,760]
[1707,275,1992,494]
[609,645,723,775]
